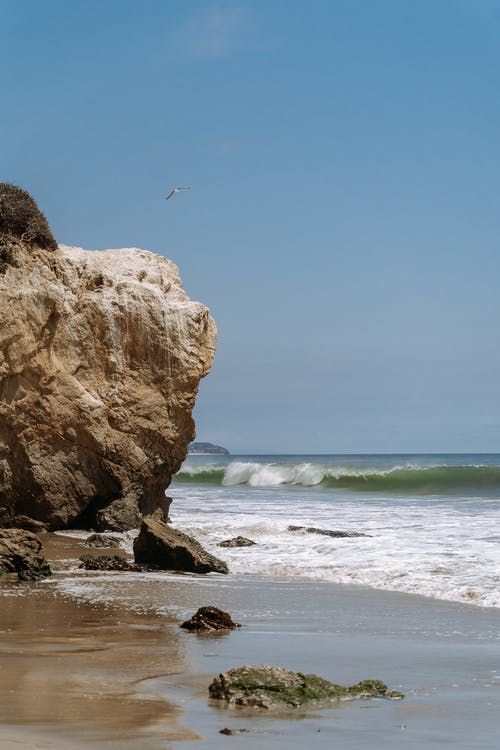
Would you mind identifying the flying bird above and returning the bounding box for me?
[165,186,191,201]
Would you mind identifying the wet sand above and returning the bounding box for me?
[1,533,499,749]
[0,535,198,749]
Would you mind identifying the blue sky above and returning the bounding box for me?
[1,0,500,452]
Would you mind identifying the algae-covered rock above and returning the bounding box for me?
[209,665,404,709]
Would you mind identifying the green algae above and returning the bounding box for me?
[209,666,404,709]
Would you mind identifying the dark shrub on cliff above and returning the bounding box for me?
[0,183,57,250]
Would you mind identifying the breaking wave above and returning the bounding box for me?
[174,462,500,494]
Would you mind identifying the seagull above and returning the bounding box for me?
[165,186,191,201]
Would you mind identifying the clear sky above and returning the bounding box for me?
[2,0,500,453]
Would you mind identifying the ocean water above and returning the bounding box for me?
[170,453,500,609]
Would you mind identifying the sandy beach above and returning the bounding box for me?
[1,533,499,749]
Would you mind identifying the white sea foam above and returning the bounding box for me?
[168,482,500,609]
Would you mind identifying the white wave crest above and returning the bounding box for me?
[222,461,325,487]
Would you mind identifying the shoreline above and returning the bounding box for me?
[1,533,499,749]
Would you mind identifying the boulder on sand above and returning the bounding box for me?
[208,665,404,709]
[0,528,51,581]
[133,517,228,574]
[180,606,241,632]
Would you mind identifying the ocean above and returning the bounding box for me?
[171,453,500,609]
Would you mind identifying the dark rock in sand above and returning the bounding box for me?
[180,606,241,632]
[209,665,404,709]
[288,525,369,538]
[0,528,52,580]
[84,533,122,549]
[218,536,256,548]
[79,554,151,572]
[133,517,228,574]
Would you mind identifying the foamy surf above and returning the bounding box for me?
[168,453,500,609]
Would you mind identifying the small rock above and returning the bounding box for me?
[181,606,241,632]
[218,536,256,548]
[287,525,369,538]
[84,533,122,548]
[219,728,250,735]
[134,517,228,574]
[209,665,404,709]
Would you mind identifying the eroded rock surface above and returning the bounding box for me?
[134,517,228,574]
[0,238,216,530]
[209,666,404,709]
[0,528,52,580]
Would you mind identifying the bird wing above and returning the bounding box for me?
[178,186,191,190]
[165,189,176,200]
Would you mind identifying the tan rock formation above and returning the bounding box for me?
[0,240,216,530]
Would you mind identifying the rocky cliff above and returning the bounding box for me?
[0,224,216,530]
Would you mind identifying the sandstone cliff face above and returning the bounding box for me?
[0,241,216,530]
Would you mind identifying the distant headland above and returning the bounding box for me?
[189,442,230,455]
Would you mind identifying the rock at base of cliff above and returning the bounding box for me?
[218,536,256,548]
[180,606,241,632]
[0,529,52,581]
[133,517,228,574]
[208,666,404,709]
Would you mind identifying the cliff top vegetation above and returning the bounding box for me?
[0,183,57,251]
